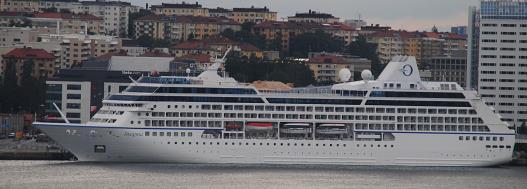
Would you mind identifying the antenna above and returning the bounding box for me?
[53,103,70,123]
[221,47,232,61]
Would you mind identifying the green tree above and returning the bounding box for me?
[220,23,267,50]
[225,53,315,87]
[346,35,384,77]
[289,30,345,58]
[1,59,19,112]
[136,35,172,49]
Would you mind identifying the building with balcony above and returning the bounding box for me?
[471,0,527,128]
[229,6,277,24]
[1,47,57,82]
[306,53,371,83]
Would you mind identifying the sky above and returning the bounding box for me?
[128,0,480,32]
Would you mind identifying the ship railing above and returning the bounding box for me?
[258,88,340,96]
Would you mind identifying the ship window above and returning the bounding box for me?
[174,132,178,137]
[145,132,150,136]
[188,132,192,137]
[167,132,171,137]
[492,137,497,141]
[130,121,134,124]
[152,132,157,136]
[486,136,490,141]
[479,136,483,141]
[499,137,504,141]
[181,132,185,137]
[160,132,164,137]
[465,136,470,140]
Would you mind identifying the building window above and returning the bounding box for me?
[67,84,82,90]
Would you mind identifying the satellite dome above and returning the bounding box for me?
[338,68,352,82]
[361,70,373,81]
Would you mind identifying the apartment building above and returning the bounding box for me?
[172,35,263,59]
[134,15,241,41]
[306,53,371,83]
[56,34,121,68]
[1,47,57,82]
[473,0,527,127]
[230,6,277,24]
[2,0,40,12]
[133,14,168,39]
[31,12,104,34]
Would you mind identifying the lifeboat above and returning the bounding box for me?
[316,123,347,134]
[245,122,273,132]
[225,122,242,130]
[280,123,311,134]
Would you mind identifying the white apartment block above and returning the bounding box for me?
[476,0,527,128]
[8,0,141,37]
[46,80,92,123]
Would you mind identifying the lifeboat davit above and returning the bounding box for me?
[245,122,273,132]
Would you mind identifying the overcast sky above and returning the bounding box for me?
[128,0,480,31]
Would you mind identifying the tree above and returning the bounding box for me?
[346,35,384,77]
[136,35,172,49]
[224,53,315,87]
[220,23,267,50]
[1,59,19,112]
[289,30,345,58]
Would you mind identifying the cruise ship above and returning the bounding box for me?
[33,55,515,166]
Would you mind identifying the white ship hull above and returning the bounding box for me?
[34,122,514,166]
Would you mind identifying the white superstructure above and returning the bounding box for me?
[34,55,515,166]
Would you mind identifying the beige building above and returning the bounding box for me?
[230,6,277,24]
[134,14,168,39]
[151,2,209,17]
[31,12,104,34]
[253,21,355,51]
[172,36,263,59]
[134,15,241,42]
[0,12,30,27]
[58,34,121,68]
[307,54,371,83]
[2,0,40,12]
[1,47,57,82]
[0,27,56,47]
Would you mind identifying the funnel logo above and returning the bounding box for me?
[402,64,413,76]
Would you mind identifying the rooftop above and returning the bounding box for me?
[140,50,172,57]
[291,10,337,19]
[2,48,55,59]
[307,54,348,64]
[209,7,231,13]
[151,2,203,9]
[174,54,211,63]
[232,6,273,13]
[32,12,102,20]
